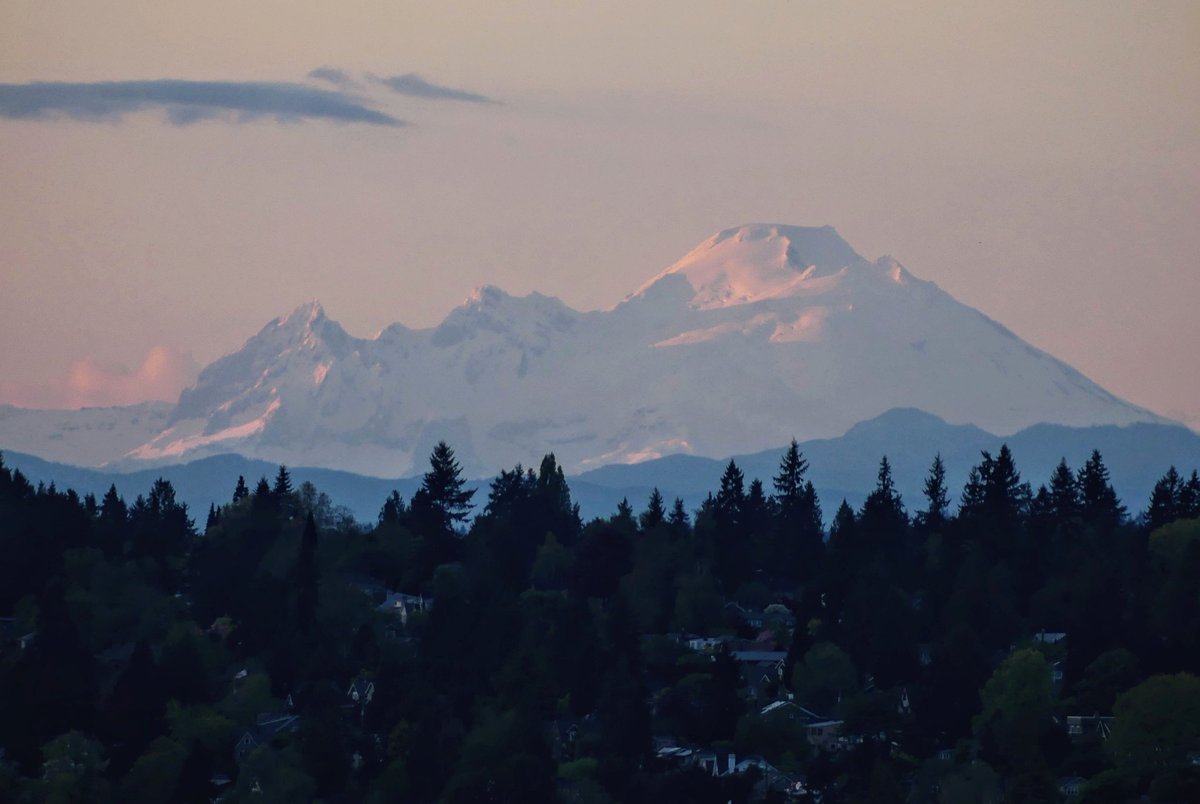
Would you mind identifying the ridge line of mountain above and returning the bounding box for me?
[4,407,1197,525]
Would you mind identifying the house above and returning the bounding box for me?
[376,592,431,625]
[234,713,301,763]
[731,650,787,666]
[685,635,733,653]
[655,744,697,764]
[759,700,824,724]
[347,679,375,706]
[732,651,787,700]
[806,720,845,752]
[1066,714,1113,740]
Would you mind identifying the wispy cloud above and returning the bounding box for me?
[0,80,403,126]
[374,73,496,104]
[307,66,356,88]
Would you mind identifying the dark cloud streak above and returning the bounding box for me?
[375,73,496,104]
[0,80,403,126]
[307,66,356,88]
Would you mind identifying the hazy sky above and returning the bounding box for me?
[1,1,1197,427]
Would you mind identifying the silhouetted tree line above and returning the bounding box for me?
[0,441,1199,803]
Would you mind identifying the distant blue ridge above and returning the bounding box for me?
[3,408,1198,526]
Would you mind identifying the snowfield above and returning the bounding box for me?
[1,225,1167,476]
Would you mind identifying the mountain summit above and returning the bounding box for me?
[29,224,1166,476]
[633,224,870,309]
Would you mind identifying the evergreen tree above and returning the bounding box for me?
[1147,466,1181,530]
[861,455,906,528]
[715,460,746,524]
[296,512,319,634]
[830,499,856,543]
[273,465,294,498]
[773,439,809,505]
[378,490,406,525]
[959,464,985,517]
[983,446,1025,527]
[919,453,949,529]
[614,497,636,528]
[668,497,690,532]
[640,488,666,530]
[96,484,128,555]
[205,503,219,531]
[273,465,296,519]
[770,441,823,582]
[535,454,574,521]
[420,441,476,525]
[1048,458,1080,523]
[1180,470,1200,518]
[232,474,249,503]
[1077,450,1125,531]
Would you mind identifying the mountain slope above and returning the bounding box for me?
[4,224,1169,476]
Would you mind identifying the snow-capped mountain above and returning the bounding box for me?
[14,224,1169,476]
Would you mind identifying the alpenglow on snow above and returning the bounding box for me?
[8,225,1167,476]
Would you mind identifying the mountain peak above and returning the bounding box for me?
[632,223,867,310]
[276,300,326,329]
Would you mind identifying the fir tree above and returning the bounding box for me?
[959,464,985,517]
[715,460,746,524]
[251,477,275,515]
[379,490,407,525]
[1077,450,1125,531]
[861,455,905,524]
[232,475,249,503]
[615,497,636,526]
[1048,458,1080,523]
[639,488,666,530]
[205,503,219,531]
[773,439,809,505]
[273,465,293,495]
[100,484,127,525]
[668,497,690,532]
[1146,466,1181,531]
[919,453,949,529]
[420,441,476,525]
[1180,470,1200,518]
[830,499,856,542]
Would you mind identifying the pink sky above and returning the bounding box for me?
[1,1,1198,426]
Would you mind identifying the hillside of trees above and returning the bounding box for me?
[1,441,1199,803]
